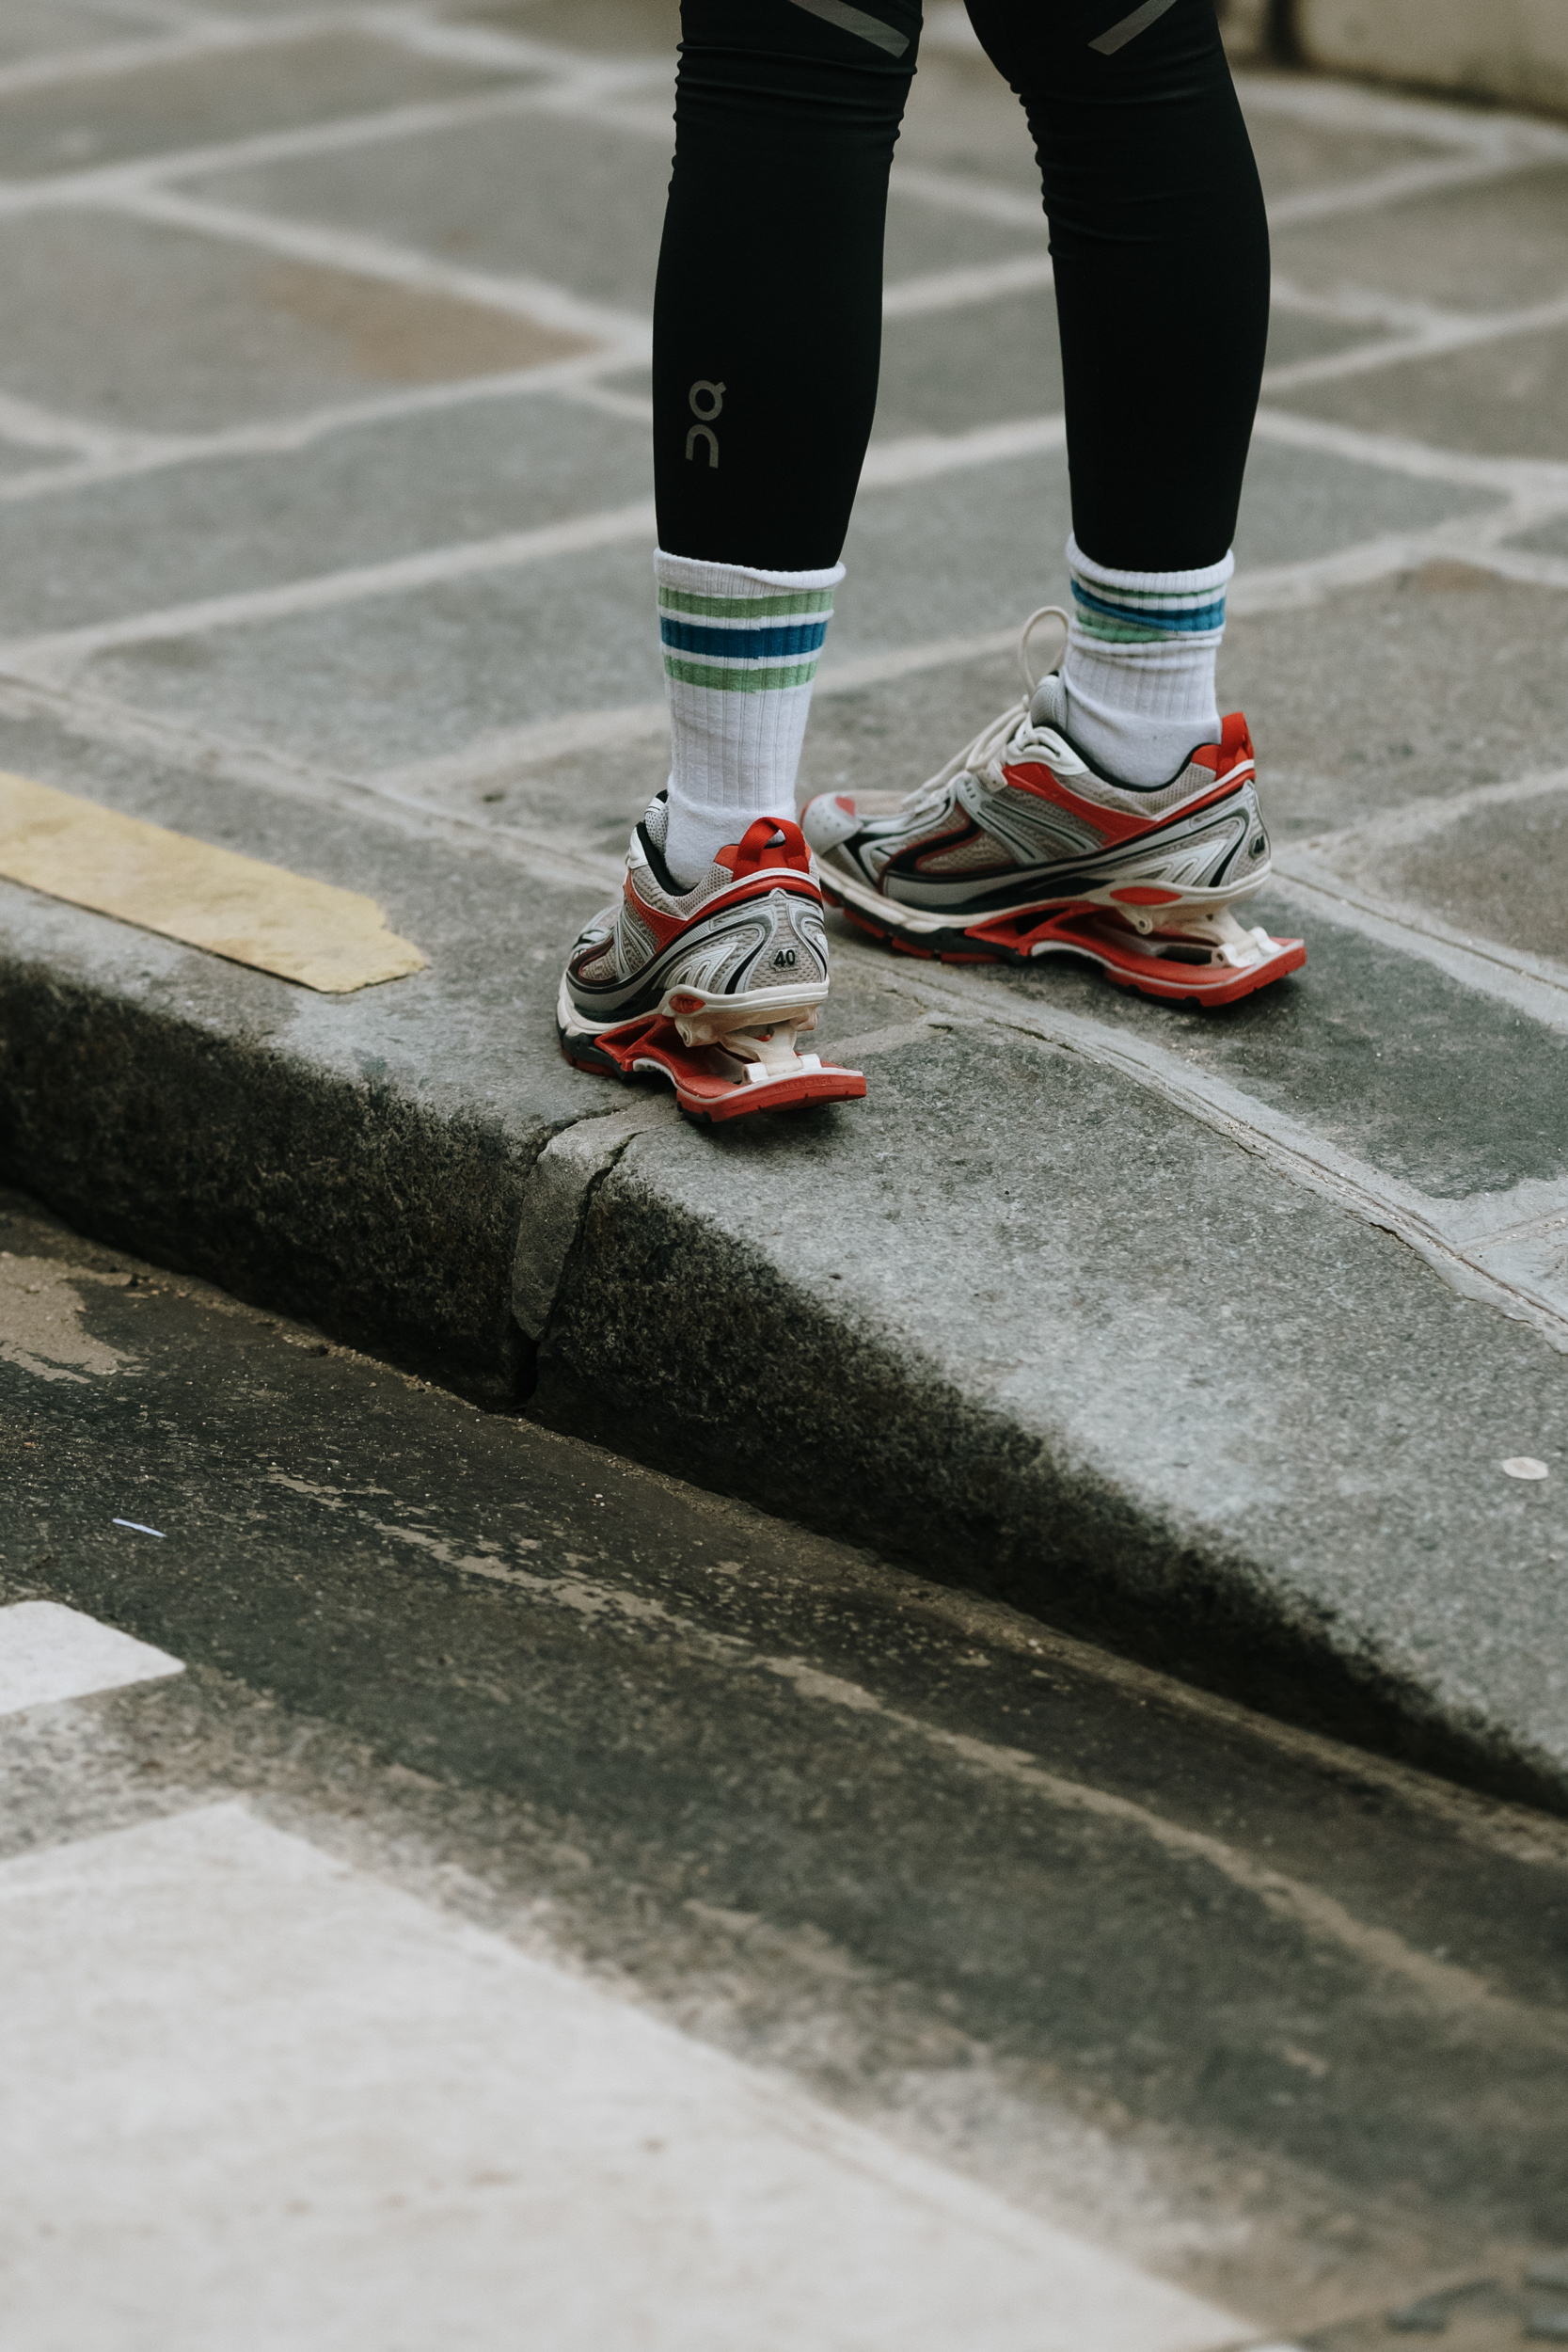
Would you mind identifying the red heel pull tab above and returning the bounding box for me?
[1220,711,1254,764]
[716,818,814,878]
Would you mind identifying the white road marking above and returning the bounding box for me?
[0,1599,182,1716]
[0,1802,1250,2352]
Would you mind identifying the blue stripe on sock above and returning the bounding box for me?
[1070,582,1227,635]
[658,616,831,661]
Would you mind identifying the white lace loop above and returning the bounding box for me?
[897,609,1069,817]
[1018,605,1069,694]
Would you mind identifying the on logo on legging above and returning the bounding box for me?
[687,380,723,468]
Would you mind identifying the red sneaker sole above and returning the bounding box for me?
[562,1016,866,1123]
[827,888,1306,1009]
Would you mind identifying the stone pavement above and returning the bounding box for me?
[0,4,1564,1799]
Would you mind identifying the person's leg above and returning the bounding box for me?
[800,1,1300,1005]
[559,0,917,1114]
[967,0,1269,786]
[652,0,920,884]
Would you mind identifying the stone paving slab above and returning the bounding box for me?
[0,6,1566,1817]
[0,1,174,65]
[1284,328,1568,463]
[1219,571,1568,833]
[192,111,676,314]
[0,396,652,635]
[0,214,591,433]
[0,30,523,178]
[49,439,1496,780]
[1270,163,1568,314]
[877,296,1065,437]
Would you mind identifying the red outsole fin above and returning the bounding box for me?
[824,884,1306,1007]
[561,1015,866,1121]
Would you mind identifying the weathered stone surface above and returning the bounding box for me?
[536,1021,1568,1806]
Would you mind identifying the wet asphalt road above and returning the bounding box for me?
[5,1182,1568,2350]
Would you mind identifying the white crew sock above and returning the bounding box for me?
[657,548,842,886]
[1060,535,1233,787]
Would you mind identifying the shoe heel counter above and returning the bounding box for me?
[761,883,831,990]
[1231,779,1272,885]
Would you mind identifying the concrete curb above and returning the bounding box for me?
[0,938,537,1407]
[7,891,1563,1819]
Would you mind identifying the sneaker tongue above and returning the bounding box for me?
[1028,673,1069,733]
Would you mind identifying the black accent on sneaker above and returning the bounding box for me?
[637,816,691,898]
[1025,694,1223,795]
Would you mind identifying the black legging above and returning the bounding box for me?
[653,0,1269,575]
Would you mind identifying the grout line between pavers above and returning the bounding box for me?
[1263,289,1568,396]
[102,183,651,346]
[0,357,652,510]
[1299,762,1568,853]
[358,2,671,86]
[0,8,353,102]
[1252,405,1568,498]
[0,64,666,227]
[0,670,624,895]
[0,499,660,683]
[832,971,1568,1350]
[6,423,1561,687]
[1230,66,1568,156]
[1268,864,1568,1036]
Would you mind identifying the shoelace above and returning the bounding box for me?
[902,606,1071,818]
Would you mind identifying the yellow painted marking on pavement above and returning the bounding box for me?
[0,771,425,992]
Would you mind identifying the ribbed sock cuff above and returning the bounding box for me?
[1067,538,1241,635]
[656,550,843,882]
[1061,538,1230,785]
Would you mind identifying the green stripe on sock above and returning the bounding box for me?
[1077,584,1213,611]
[657,587,836,620]
[1072,614,1173,644]
[663,655,821,691]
